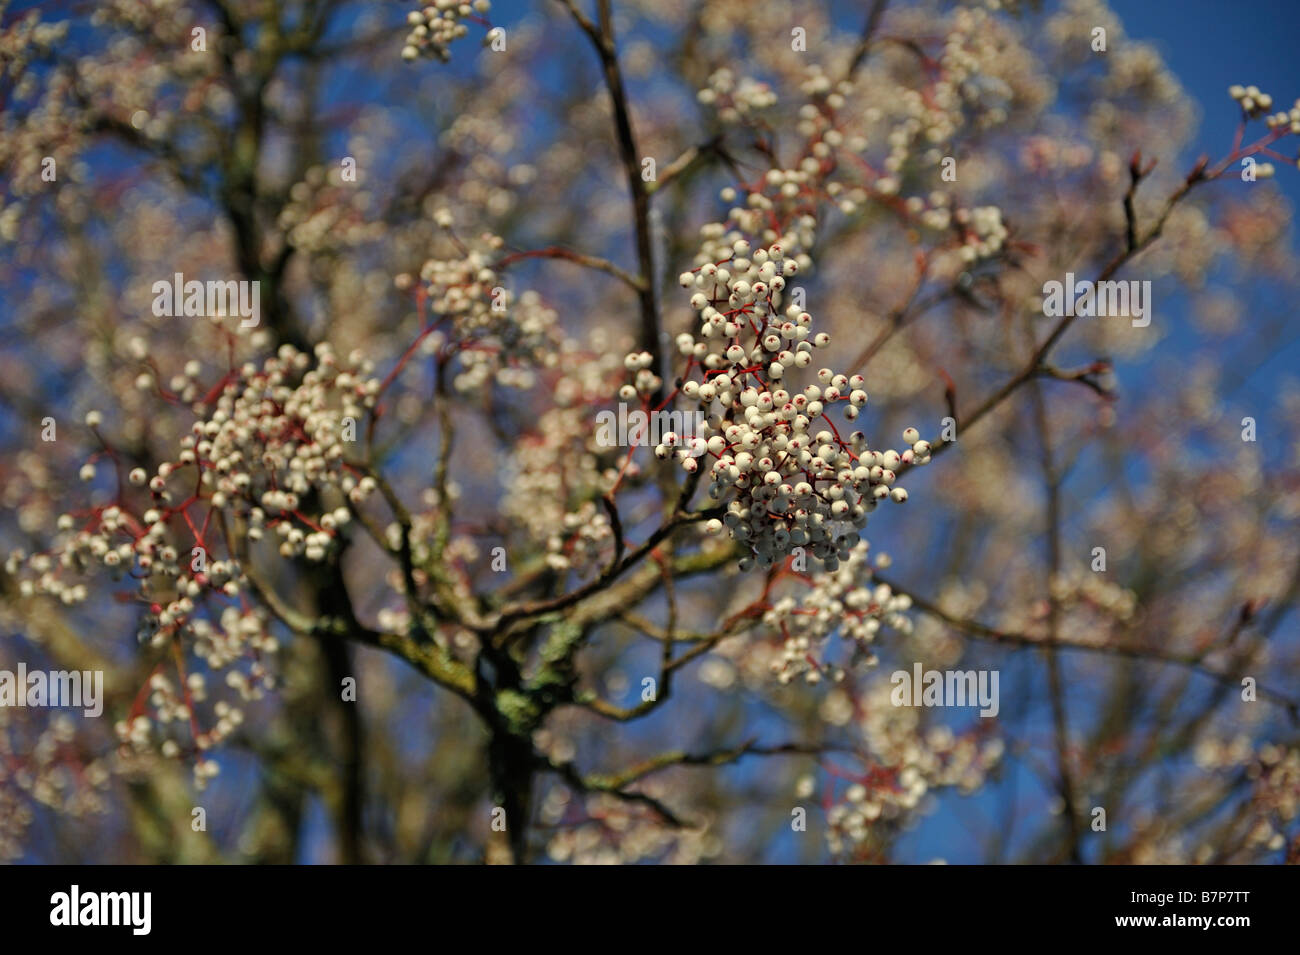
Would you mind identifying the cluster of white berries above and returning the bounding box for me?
[548,500,613,573]
[667,230,928,568]
[1242,748,1299,853]
[940,7,1015,128]
[1232,82,1300,166]
[0,13,71,241]
[506,341,632,574]
[5,343,394,775]
[1195,739,1298,854]
[540,787,720,864]
[0,711,111,860]
[508,412,619,571]
[624,80,934,571]
[1048,567,1138,623]
[905,190,955,230]
[401,1,491,62]
[112,671,241,787]
[276,164,382,253]
[695,68,778,124]
[956,205,1009,262]
[1225,86,1295,179]
[1229,84,1277,120]
[413,230,559,393]
[1264,102,1300,136]
[199,341,376,521]
[115,713,222,788]
[764,542,912,684]
[618,349,661,399]
[812,678,1004,858]
[797,11,1017,242]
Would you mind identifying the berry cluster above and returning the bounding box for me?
[401,2,492,62]
[414,229,561,393]
[659,220,929,571]
[277,164,383,254]
[1048,567,1138,623]
[539,786,720,864]
[601,74,943,573]
[505,335,633,574]
[507,406,622,574]
[811,678,1003,859]
[763,542,913,684]
[1195,740,1299,856]
[1262,96,1300,135]
[1229,83,1277,119]
[0,711,112,860]
[696,68,778,125]
[6,343,388,783]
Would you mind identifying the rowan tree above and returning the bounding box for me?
[1,0,1298,864]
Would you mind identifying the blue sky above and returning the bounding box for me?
[1115,0,1300,222]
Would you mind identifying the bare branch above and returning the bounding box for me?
[555,0,664,395]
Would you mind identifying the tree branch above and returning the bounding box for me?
[555,0,663,395]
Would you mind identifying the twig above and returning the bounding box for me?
[1029,376,1082,864]
[843,0,891,82]
[895,158,1208,479]
[495,245,645,292]
[555,0,663,396]
[876,575,1300,718]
